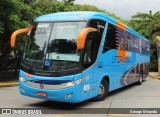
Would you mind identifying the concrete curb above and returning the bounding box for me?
[108,114,136,117]
[0,81,19,87]
[148,72,160,80]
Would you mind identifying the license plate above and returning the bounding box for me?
[37,92,47,97]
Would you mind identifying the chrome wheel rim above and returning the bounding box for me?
[98,84,105,96]
[140,74,142,83]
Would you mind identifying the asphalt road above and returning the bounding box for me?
[0,77,160,117]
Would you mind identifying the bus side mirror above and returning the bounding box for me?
[10,28,29,48]
[77,27,97,49]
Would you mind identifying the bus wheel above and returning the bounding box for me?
[137,72,143,85]
[93,79,108,101]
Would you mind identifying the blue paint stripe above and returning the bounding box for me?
[30,80,70,85]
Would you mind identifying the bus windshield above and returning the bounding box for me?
[22,21,86,72]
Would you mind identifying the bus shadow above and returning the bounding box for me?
[27,100,90,109]
[26,80,146,109]
[108,80,147,97]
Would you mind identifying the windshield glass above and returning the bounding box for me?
[22,21,86,72]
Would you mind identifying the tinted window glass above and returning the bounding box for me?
[83,19,105,68]
[103,23,117,53]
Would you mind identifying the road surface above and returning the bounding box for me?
[0,77,160,117]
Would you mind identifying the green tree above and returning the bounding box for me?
[0,0,24,56]
[0,0,39,56]
[0,0,127,57]
[31,0,127,23]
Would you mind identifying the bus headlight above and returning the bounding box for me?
[60,79,81,88]
[19,76,27,82]
[60,75,89,88]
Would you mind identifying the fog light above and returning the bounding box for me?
[19,76,27,82]
[65,93,73,99]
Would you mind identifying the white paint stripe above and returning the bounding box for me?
[124,66,136,85]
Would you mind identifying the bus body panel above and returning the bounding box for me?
[19,68,98,103]
[19,80,82,103]
[19,11,150,103]
[98,48,149,90]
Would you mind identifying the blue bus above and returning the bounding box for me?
[11,11,150,103]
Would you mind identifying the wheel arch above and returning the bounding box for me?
[101,75,110,91]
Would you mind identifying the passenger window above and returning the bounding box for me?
[103,23,117,53]
[119,31,132,51]
[117,28,132,51]
[127,33,132,51]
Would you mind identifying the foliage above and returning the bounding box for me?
[128,11,160,71]
[0,0,38,56]
[30,0,127,23]
[3,0,159,72]
[0,0,127,58]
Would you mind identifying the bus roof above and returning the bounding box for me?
[35,11,149,42]
[35,11,112,22]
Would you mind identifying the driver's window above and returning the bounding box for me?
[83,32,96,67]
[84,39,92,64]
[83,19,106,68]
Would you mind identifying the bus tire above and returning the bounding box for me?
[93,79,108,101]
[137,72,143,85]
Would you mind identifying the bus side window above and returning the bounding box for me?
[83,32,95,67]
[103,23,117,53]
[83,19,106,68]
[127,33,132,52]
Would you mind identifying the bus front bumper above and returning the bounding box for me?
[19,80,82,103]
